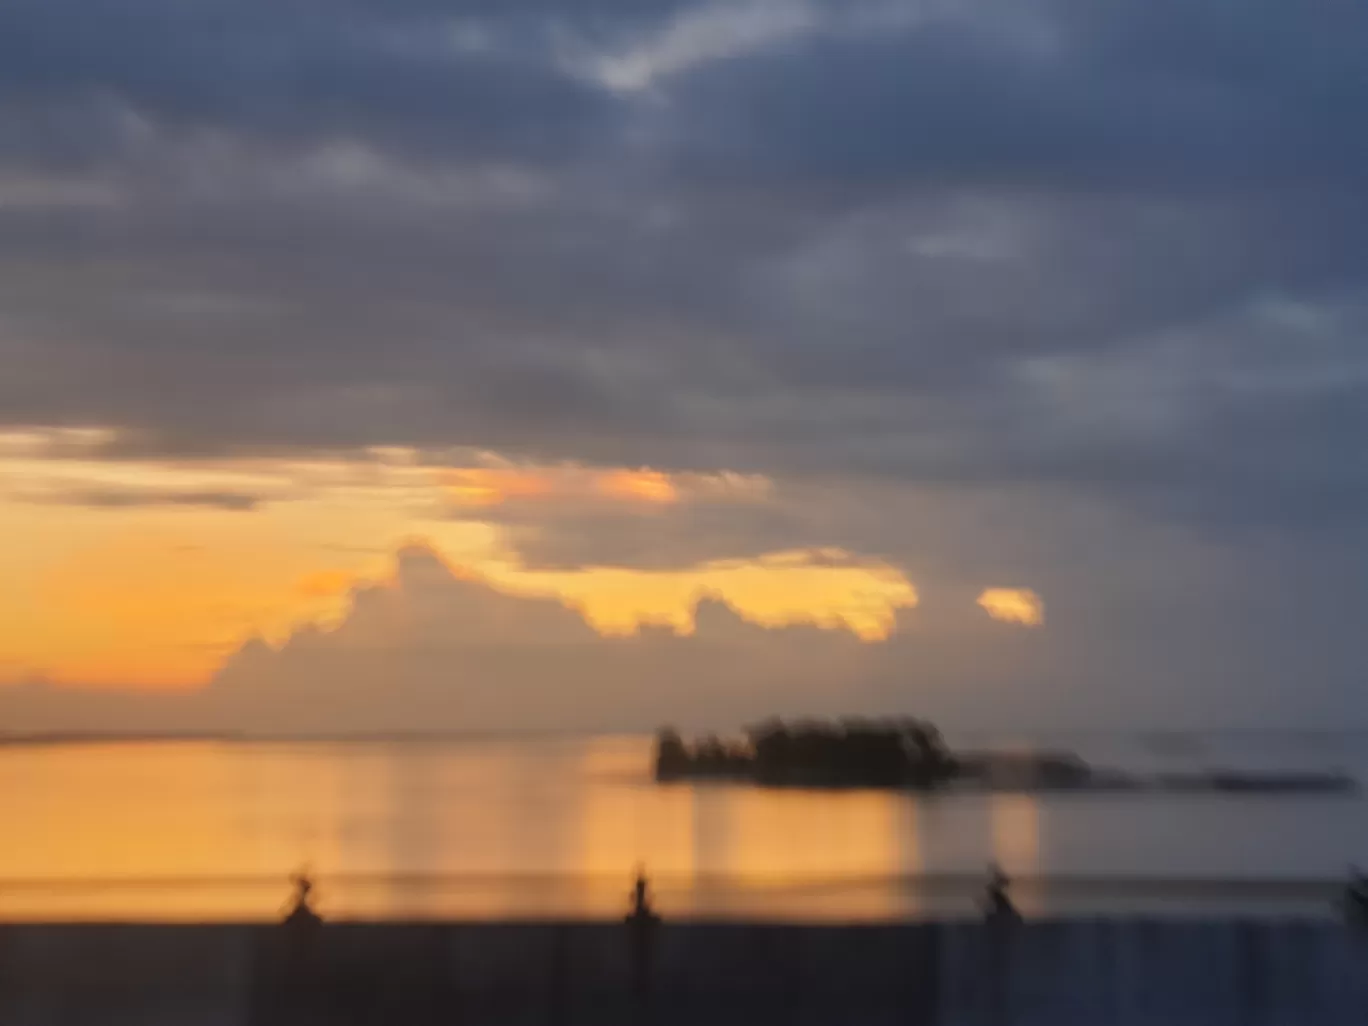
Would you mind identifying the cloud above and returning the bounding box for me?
[0,174,123,211]
[658,0,1368,192]
[199,543,898,732]
[0,0,620,167]
[5,533,1368,733]
[35,486,263,511]
[2,24,1364,536]
[0,443,775,527]
[2,0,1368,727]
[977,588,1045,628]
[595,468,679,504]
[0,426,121,457]
[440,464,765,510]
[249,540,915,651]
[0,445,296,512]
[586,0,820,92]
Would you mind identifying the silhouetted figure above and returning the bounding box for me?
[283,869,322,928]
[979,864,1019,1026]
[982,863,1020,926]
[625,867,660,1024]
[258,869,325,1026]
[627,867,658,925]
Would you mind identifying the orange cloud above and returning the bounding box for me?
[977,588,1045,627]
[437,467,755,511]
[594,468,678,504]
[514,549,918,641]
[442,464,688,508]
[442,468,555,507]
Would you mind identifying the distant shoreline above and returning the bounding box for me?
[0,729,599,748]
[655,720,1360,796]
[0,727,1364,802]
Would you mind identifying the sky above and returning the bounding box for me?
[1,0,1366,732]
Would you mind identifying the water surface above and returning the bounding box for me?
[0,732,1362,921]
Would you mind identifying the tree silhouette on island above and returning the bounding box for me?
[655,718,958,789]
[657,719,1360,794]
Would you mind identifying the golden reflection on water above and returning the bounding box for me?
[0,736,950,921]
[5,734,1315,922]
[989,793,1042,916]
[990,793,1041,874]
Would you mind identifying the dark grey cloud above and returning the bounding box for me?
[659,0,1368,191]
[1,0,1367,542]
[0,0,625,169]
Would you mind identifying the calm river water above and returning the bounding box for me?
[0,731,1363,921]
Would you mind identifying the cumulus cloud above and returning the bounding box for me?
[201,543,893,732]
[5,535,1367,733]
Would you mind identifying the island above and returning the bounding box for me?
[655,719,958,789]
[654,719,1358,794]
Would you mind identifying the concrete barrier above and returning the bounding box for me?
[0,924,253,1026]
[0,920,1366,1024]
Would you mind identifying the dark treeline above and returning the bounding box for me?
[655,718,958,789]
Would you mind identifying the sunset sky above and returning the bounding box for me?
[1,427,934,688]
[2,0,1367,730]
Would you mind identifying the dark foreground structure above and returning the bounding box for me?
[2,919,1368,1024]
